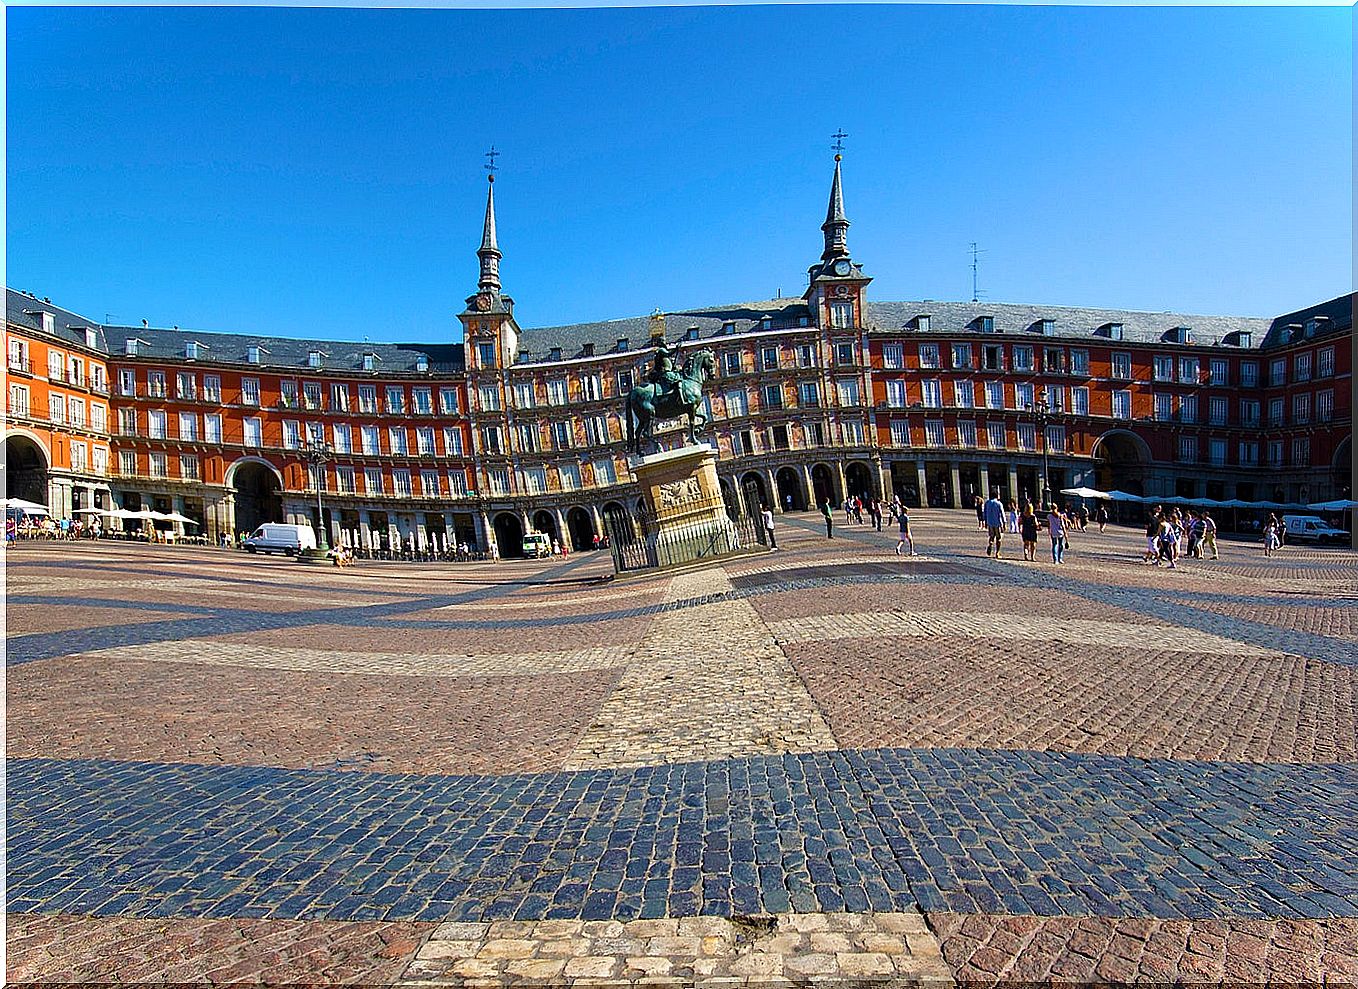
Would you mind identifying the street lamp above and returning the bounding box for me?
[1027,396,1059,508]
[302,438,334,551]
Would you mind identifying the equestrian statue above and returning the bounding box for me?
[625,341,716,454]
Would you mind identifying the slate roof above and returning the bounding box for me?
[1260,293,1354,349]
[5,289,108,352]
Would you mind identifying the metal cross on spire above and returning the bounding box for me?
[830,129,848,157]
[484,146,500,181]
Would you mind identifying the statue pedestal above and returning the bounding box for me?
[628,443,746,568]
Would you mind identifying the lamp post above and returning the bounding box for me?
[302,438,334,552]
[1027,396,1058,508]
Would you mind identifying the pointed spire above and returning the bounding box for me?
[821,153,850,262]
[477,174,502,293]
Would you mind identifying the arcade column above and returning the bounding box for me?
[915,462,928,508]
[949,463,963,510]
[1008,464,1020,506]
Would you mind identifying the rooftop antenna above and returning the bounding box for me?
[969,242,987,303]
[484,145,500,181]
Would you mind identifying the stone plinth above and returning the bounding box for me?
[628,444,745,568]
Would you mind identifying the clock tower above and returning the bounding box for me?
[805,152,871,330]
[460,170,520,371]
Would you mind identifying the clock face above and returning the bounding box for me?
[833,259,851,276]
[475,294,492,311]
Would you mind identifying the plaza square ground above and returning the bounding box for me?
[5,510,1357,985]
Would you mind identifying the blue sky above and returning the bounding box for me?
[6,5,1351,343]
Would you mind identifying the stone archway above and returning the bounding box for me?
[811,463,839,508]
[845,461,876,501]
[4,433,49,505]
[1092,429,1152,495]
[493,512,525,557]
[775,466,807,511]
[740,471,769,517]
[566,506,595,551]
[532,510,559,542]
[231,459,283,535]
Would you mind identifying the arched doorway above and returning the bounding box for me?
[811,464,839,508]
[492,512,524,557]
[531,510,559,542]
[719,478,740,518]
[740,471,769,516]
[4,434,49,505]
[1334,437,1352,500]
[1092,430,1151,496]
[602,500,637,545]
[845,461,876,501]
[775,467,807,511]
[231,460,283,535]
[566,506,595,551]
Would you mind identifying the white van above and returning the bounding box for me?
[243,522,317,556]
[1281,515,1350,545]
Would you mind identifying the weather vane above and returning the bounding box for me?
[484,146,500,180]
[831,129,848,156]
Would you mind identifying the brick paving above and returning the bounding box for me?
[6,517,1358,984]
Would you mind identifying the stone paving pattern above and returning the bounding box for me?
[6,513,1358,984]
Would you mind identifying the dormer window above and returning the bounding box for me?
[798,316,809,327]
[125,339,140,356]
[40,312,55,334]
[1236,332,1252,348]
[722,320,736,335]
[616,338,629,353]
[85,328,98,349]
[1104,323,1124,341]
[1164,326,1193,345]
[549,347,562,362]
[1040,319,1055,336]
[1304,319,1318,337]
[362,353,376,371]
[308,350,323,368]
[518,350,530,364]
[582,342,595,358]
[685,325,700,341]
[415,354,430,372]
[185,341,199,360]
[915,314,932,332]
[247,346,262,364]
[759,315,772,331]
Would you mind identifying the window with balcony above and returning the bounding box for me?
[447,470,469,497]
[986,422,1007,450]
[299,382,321,411]
[365,468,385,494]
[179,413,198,441]
[1043,348,1066,373]
[769,424,791,451]
[953,381,975,408]
[918,343,941,369]
[1044,384,1064,412]
[118,369,137,396]
[357,385,377,413]
[92,445,108,475]
[725,389,748,417]
[1178,357,1200,384]
[203,375,221,402]
[48,351,66,381]
[181,454,200,479]
[1154,393,1173,421]
[798,382,820,408]
[890,419,910,446]
[147,371,166,397]
[1209,397,1228,425]
[983,344,1004,371]
[1266,440,1283,467]
[361,425,380,455]
[176,372,196,399]
[513,382,535,409]
[1317,389,1334,423]
[336,466,356,493]
[1268,398,1284,426]
[516,422,539,453]
[882,343,903,369]
[957,420,977,447]
[8,384,29,417]
[1069,349,1090,376]
[443,427,464,455]
[1179,395,1197,424]
[1111,352,1132,380]
[836,378,861,407]
[721,352,742,376]
[332,425,352,454]
[829,302,853,328]
[392,469,413,497]
[241,378,261,406]
[1292,393,1311,424]
[924,420,945,447]
[797,344,816,368]
[205,414,222,443]
[1112,390,1131,420]
[835,341,855,365]
[382,386,403,414]
[951,343,973,369]
[1269,358,1286,386]
[119,450,137,476]
[585,415,610,446]
[440,387,461,414]
[1209,359,1229,386]
[1045,424,1066,452]
[282,420,300,449]
[581,374,603,401]
[280,380,299,408]
[921,379,942,408]
[8,339,29,372]
[762,384,784,410]
[1072,387,1089,416]
[551,420,573,450]
[1292,436,1310,466]
[594,459,617,486]
[1318,346,1335,378]
[67,397,85,428]
[885,380,907,408]
[1152,356,1174,382]
[805,421,825,447]
[1209,439,1227,466]
[1238,441,1259,467]
[761,346,780,371]
[1012,346,1034,372]
[478,384,502,412]
[1240,400,1260,427]
[416,427,435,455]
[1294,352,1312,382]
[841,419,864,445]
[149,452,168,478]
[1178,437,1197,463]
[546,379,568,405]
[243,418,262,447]
[477,342,496,368]
[146,410,166,439]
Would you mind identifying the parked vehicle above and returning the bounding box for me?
[521,531,553,559]
[1281,515,1350,544]
[243,522,317,556]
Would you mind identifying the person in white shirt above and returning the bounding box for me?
[760,507,778,550]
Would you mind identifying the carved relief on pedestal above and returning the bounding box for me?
[658,476,703,509]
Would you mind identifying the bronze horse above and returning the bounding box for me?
[625,349,716,454]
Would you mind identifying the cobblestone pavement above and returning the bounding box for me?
[6,514,1357,984]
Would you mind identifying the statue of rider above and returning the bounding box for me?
[647,339,682,400]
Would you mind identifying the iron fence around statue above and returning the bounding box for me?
[601,503,765,574]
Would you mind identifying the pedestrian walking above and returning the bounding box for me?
[820,499,834,539]
[974,496,986,530]
[1006,500,1019,534]
[1202,512,1218,559]
[1096,505,1109,533]
[894,504,916,556]
[983,490,1006,558]
[760,506,778,550]
[1019,502,1039,561]
[1046,504,1067,564]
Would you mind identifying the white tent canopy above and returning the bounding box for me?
[3,498,50,514]
[1058,486,1111,500]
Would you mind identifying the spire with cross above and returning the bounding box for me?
[484,145,500,183]
[831,129,848,160]
[477,148,502,292]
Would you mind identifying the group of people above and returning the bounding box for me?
[978,491,1077,563]
[5,514,102,543]
[1142,506,1220,568]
